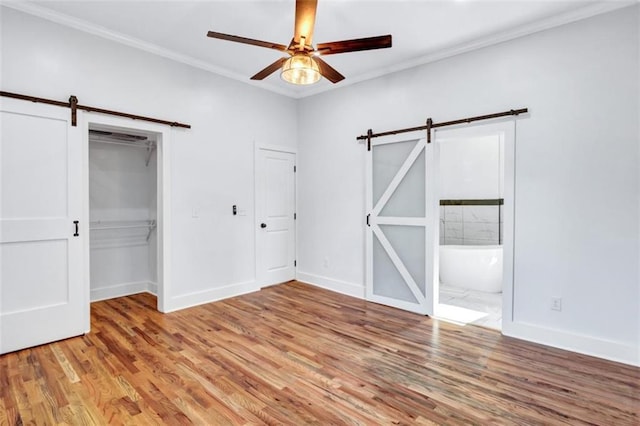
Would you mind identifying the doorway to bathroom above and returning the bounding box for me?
[363,117,517,330]
[433,121,515,330]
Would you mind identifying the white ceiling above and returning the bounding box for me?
[6,1,632,98]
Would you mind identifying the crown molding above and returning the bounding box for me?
[298,1,637,99]
[1,1,299,98]
[2,1,635,100]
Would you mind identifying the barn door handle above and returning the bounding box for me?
[260,223,267,229]
[73,220,79,237]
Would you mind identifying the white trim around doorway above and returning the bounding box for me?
[432,120,516,331]
[81,112,172,314]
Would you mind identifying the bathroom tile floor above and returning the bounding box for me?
[439,285,502,330]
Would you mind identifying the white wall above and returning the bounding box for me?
[148,148,158,287]
[439,134,502,200]
[297,6,639,365]
[1,7,297,311]
[439,134,503,246]
[2,5,638,365]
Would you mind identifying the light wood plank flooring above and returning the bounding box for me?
[1,281,638,425]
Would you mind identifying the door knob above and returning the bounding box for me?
[260,223,267,228]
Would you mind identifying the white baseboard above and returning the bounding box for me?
[503,320,640,367]
[90,276,638,367]
[296,271,365,299]
[297,272,638,366]
[165,280,258,313]
[90,281,152,302]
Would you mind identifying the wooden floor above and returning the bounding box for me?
[1,282,638,425]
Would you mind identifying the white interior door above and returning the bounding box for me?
[366,137,437,315]
[1,99,86,354]
[256,147,296,287]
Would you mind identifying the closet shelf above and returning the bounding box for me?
[90,220,157,241]
[89,137,156,167]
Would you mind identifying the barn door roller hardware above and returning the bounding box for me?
[357,108,528,149]
[0,91,191,129]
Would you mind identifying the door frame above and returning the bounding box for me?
[81,112,172,313]
[254,143,297,288]
[431,120,516,329]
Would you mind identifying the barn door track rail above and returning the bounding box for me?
[0,90,191,129]
[357,108,527,150]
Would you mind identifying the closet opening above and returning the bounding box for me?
[86,121,167,312]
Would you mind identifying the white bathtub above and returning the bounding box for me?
[439,245,503,293]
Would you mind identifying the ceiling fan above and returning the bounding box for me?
[206,0,392,85]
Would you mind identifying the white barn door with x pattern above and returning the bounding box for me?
[366,136,437,315]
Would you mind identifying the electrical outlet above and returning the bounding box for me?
[551,297,562,311]
[323,257,329,268]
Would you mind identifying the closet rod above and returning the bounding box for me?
[0,90,191,129]
[356,108,528,147]
[90,139,154,149]
[90,220,156,229]
[90,224,152,230]
[90,220,157,242]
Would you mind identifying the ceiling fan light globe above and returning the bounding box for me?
[281,55,321,85]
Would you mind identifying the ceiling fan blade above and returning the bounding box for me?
[250,57,288,80]
[316,35,392,55]
[313,57,344,84]
[294,0,318,47]
[207,31,288,52]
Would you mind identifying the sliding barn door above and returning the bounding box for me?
[1,99,86,354]
[366,137,437,315]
